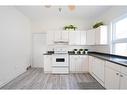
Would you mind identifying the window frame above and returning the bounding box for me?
[111,15,127,55]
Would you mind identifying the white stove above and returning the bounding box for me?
[52,47,69,74]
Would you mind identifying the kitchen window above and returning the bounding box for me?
[112,16,127,56]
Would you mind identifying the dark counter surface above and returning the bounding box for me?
[43,51,54,55]
[88,52,127,67]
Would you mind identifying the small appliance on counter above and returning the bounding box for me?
[74,49,78,54]
[84,49,88,54]
[79,49,84,54]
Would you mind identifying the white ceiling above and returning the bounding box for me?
[16,6,112,21]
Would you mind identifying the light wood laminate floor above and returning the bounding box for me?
[1,68,103,89]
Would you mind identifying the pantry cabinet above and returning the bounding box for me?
[70,55,88,73]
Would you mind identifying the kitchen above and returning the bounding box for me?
[0,6,127,90]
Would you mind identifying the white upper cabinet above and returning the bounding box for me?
[95,25,108,45]
[69,31,81,45]
[69,31,86,45]
[54,31,61,41]
[86,29,95,45]
[80,31,87,45]
[47,31,54,45]
[54,31,69,42]
[61,31,69,42]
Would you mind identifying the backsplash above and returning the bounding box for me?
[46,45,95,52]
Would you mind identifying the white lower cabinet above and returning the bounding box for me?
[70,55,88,73]
[88,56,94,75]
[105,61,127,89]
[91,57,105,86]
[105,66,120,89]
[43,55,52,73]
[120,73,127,89]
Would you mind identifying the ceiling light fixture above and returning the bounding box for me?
[68,5,76,11]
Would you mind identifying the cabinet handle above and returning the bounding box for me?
[116,73,119,75]
[120,75,123,77]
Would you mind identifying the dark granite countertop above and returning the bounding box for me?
[43,51,54,55]
[88,52,127,67]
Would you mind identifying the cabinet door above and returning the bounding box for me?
[95,26,107,45]
[61,31,68,41]
[80,31,86,45]
[69,31,80,45]
[70,55,77,72]
[54,31,61,41]
[105,67,120,89]
[80,55,88,72]
[44,55,52,73]
[120,73,127,89]
[86,29,95,45]
[88,56,94,74]
[93,58,105,82]
[47,31,54,45]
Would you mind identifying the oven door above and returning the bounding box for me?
[52,54,68,66]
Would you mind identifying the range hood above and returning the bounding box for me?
[54,40,69,44]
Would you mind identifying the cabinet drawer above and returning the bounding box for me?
[52,67,69,74]
[106,61,121,72]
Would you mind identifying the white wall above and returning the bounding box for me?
[91,6,127,53]
[0,7,31,87]
[31,18,93,33]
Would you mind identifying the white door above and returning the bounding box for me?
[105,67,120,89]
[32,33,47,68]
[120,73,127,89]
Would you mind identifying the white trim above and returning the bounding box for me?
[111,14,127,55]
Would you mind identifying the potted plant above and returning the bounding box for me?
[64,25,77,31]
[93,22,104,29]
